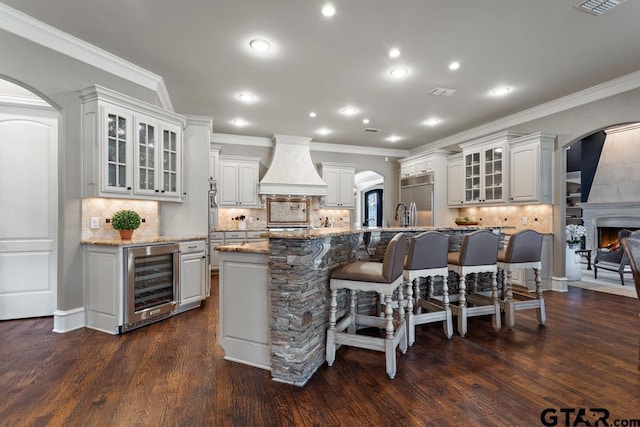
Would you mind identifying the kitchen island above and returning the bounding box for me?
[217,226,511,386]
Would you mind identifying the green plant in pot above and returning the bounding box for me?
[111,209,141,240]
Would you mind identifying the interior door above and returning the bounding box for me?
[0,107,58,320]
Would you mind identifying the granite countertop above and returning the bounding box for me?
[264,225,515,240]
[81,234,208,246]
[216,240,269,254]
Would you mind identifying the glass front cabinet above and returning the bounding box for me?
[460,131,524,205]
[80,85,185,202]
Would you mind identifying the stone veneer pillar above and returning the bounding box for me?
[267,228,504,386]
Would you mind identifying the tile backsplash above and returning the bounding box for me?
[82,198,159,240]
[459,205,552,233]
[217,207,351,230]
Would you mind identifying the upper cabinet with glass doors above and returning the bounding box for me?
[459,131,525,205]
[79,85,185,202]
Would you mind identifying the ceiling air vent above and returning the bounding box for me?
[429,87,457,97]
[363,127,381,133]
[574,0,626,15]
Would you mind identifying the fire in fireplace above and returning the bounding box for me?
[597,227,639,249]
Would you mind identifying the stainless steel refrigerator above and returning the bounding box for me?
[400,173,434,226]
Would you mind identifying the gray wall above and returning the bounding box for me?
[0,29,160,311]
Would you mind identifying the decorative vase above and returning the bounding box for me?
[119,229,134,240]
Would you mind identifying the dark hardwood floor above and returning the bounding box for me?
[1,277,639,427]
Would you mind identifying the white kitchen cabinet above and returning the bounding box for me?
[79,85,185,202]
[218,250,271,369]
[134,116,182,200]
[176,240,208,313]
[84,245,123,335]
[400,156,433,179]
[209,231,225,272]
[320,162,355,208]
[447,153,464,207]
[509,132,555,204]
[218,156,260,207]
[400,161,416,178]
[415,157,433,176]
[459,131,524,206]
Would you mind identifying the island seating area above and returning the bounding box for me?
[217,226,517,386]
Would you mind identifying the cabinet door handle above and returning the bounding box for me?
[127,186,132,190]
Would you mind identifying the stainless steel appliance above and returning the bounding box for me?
[400,173,434,227]
[122,243,180,333]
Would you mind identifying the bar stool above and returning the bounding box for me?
[497,229,545,329]
[447,230,501,337]
[404,231,452,346]
[326,233,408,379]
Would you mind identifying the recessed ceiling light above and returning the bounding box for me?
[362,118,370,124]
[389,68,408,78]
[491,86,512,96]
[231,118,248,127]
[237,93,256,103]
[386,135,401,142]
[321,3,336,17]
[309,112,317,118]
[249,39,271,52]
[423,118,441,126]
[449,61,460,70]
[341,106,358,116]
[388,48,401,58]
[316,127,332,135]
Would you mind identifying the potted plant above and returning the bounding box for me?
[112,209,141,240]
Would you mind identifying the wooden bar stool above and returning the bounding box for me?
[326,233,408,379]
[497,229,545,329]
[404,231,452,346]
[447,230,501,337]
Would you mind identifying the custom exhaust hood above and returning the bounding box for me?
[258,134,328,196]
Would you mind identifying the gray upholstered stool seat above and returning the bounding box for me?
[447,229,501,337]
[497,229,545,329]
[326,233,408,379]
[404,231,453,346]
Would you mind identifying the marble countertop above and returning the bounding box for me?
[216,240,269,254]
[81,234,208,246]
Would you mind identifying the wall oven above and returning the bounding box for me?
[121,243,180,333]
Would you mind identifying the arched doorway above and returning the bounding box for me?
[354,170,384,227]
[0,78,58,320]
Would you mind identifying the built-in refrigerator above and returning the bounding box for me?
[400,173,434,226]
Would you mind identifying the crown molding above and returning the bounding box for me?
[413,69,640,153]
[211,132,408,157]
[0,3,173,111]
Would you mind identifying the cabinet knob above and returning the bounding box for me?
[155,189,159,193]
[127,187,132,190]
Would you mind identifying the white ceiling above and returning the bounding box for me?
[3,0,640,151]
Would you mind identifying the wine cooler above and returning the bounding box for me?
[122,243,180,333]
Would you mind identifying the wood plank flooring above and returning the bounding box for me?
[1,277,639,427]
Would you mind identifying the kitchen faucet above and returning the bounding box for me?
[394,203,409,227]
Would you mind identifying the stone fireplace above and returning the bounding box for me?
[580,123,640,251]
[581,204,640,250]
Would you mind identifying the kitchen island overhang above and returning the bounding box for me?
[217,226,511,386]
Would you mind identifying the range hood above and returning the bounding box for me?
[259,134,328,196]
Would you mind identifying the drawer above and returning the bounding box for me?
[179,240,206,253]
[246,230,266,239]
[210,231,225,239]
[225,231,246,239]
[209,239,224,246]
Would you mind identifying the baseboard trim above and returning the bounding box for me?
[551,277,569,292]
[53,307,85,333]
